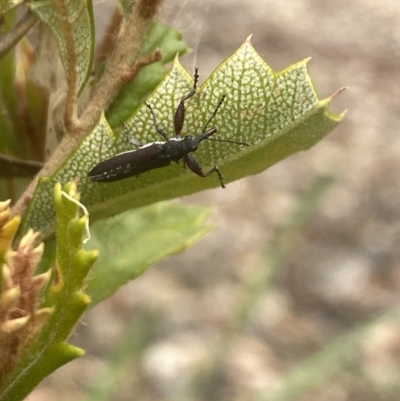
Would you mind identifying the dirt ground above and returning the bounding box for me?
[28,1,400,400]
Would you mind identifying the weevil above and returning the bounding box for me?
[88,68,249,188]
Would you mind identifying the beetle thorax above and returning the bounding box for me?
[162,136,198,162]
[181,135,198,152]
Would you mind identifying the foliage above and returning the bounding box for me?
[0,0,345,399]
[0,183,95,400]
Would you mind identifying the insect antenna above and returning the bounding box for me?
[202,94,226,133]
[206,137,250,147]
[202,95,249,147]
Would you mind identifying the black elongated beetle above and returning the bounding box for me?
[88,68,249,188]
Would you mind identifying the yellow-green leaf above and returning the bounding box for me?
[86,202,213,305]
[19,38,344,238]
[0,183,97,401]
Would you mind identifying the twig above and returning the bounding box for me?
[0,154,43,177]
[0,10,38,59]
[74,0,163,134]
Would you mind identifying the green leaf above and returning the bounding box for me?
[19,38,344,238]
[106,21,189,128]
[27,0,94,94]
[86,202,213,306]
[0,183,97,401]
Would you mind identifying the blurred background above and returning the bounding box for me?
[28,0,400,400]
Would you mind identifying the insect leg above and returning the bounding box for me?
[183,153,225,189]
[145,102,169,141]
[120,120,143,147]
[174,68,200,138]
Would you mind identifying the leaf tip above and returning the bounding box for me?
[173,52,182,64]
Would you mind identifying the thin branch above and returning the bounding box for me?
[0,154,43,177]
[74,0,162,134]
[93,6,123,70]
[0,11,38,59]
[121,50,162,82]
[58,0,79,132]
